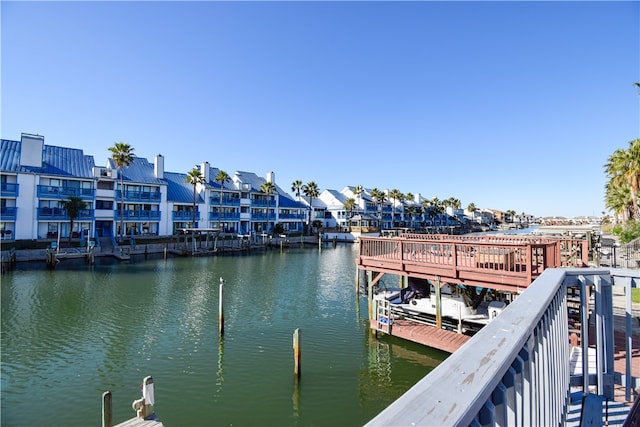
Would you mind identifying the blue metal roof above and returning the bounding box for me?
[107,157,164,185]
[41,145,95,177]
[0,139,20,171]
[278,193,306,209]
[0,138,95,177]
[164,171,204,204]
[233,170,290,196]
[207,167,236,190]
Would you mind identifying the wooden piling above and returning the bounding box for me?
[102,391,113,427]
[435,276,442,330]
[219,277,225,336]
[293,328,301,377]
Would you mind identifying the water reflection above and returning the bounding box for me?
[1,245,446,426]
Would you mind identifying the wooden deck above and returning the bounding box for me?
[370,319,471,354]
[357,234,589,292]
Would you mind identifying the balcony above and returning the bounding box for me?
[278,212,306,220]
[37,185,94,200]
[209,212,241,221]
[38,207,94,221]
[252,213,276,221]
[114,210,161,220]
[1,206,17,221]
[1,182,19,197]
[210,196,241,206]
[121,190,161,203]
[251,199,275,208]
[172,211,200,221]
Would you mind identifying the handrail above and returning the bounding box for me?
[357,235,588,291]
[365,268,637,426]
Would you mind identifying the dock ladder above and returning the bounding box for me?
[376,299,393,334]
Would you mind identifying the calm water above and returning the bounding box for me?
[1,244,447,427]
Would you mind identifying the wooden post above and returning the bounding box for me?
[102,391,113,427]
[293,328,301,377]
[219,277,225,336]
[367,270,374,320]
[435,276,442,329]
[355,268,360,293]
[164,246,167,260]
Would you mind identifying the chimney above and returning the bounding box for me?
[266,171,275,183]
[154,154,164,179]
[20,133,44,168]
[201,162,210,183]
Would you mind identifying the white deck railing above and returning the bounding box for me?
[365,268,638,426]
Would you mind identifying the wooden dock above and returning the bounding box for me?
[115,418,164,427]
[370,319,471,354]
[103,376,164,427]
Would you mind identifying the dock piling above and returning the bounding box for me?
[102,391,113,427]
[219,277,225,336]
[293,328,301,377]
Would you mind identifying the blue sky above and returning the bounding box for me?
[1,1,638,218]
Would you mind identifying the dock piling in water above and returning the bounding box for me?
[219,277,225,336]
[102,391,113,427]
[293,328,301,377]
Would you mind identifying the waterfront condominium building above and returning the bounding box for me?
[0,133,307,242]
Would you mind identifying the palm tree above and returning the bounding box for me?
[260,180,276,233]
[371,188,387,229]
[605,181,633,222]
[389,189,403,228]
[343,197,356,220]
[302,181,319,234]
[61,196,87,246]
[108,142,134,242]
[353,185,364,211]
[605,139,640,221]
[185,167,205,228]
[291,180,303,202]
[467,202,477,219]
[421,199,432,225]
[404,205,416,229]
[215,170,231,230]
[405,192,414,204]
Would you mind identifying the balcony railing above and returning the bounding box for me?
[37,207,94,220]
[278,212,306,220]
[210,196,241,206]
[120,190,161,203]
[252,213,276,221]
[114,210,161,220]
[0,206,17,221]
[37,185,94,200]
[1,182,19,197]
[172,211,200,221]
[366,268,638,426]
[209,212,241,221]
[251,199,275,207]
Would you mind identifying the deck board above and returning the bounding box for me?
[115,417,164,427]
[371,319,471,353]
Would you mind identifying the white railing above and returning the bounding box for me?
[365,267,638,426]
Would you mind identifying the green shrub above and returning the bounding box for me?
[612,220,640,244]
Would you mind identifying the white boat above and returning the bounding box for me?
[373,280,507,330]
